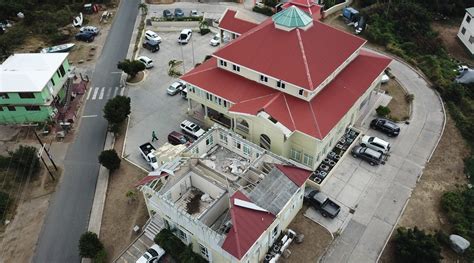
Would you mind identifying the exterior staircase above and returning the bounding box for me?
[144,216,165,240]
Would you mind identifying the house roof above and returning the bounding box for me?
[182,50,391,139]
[222,191,275,260]
[214,16,366,91]
[466,7,474,17]
[275,164,312,187]
[218,9,258,35]
[272,6,313,29]
[281,0,322,20]
[0,53,69,93]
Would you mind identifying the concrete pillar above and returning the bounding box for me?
[204,105,208,118]
[187,98,192,113]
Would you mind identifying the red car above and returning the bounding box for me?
[167,131,191,145]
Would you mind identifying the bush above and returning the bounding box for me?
[98,149,121,172]
[465,156,474,183]
[376,105,391,117]
[103,96,131,126]
[405,94,414,103]
[154,229,207,263]
[9,145,41,178]
[117,59,146,79]
[0,191,10,216]
[94,248,107,263]
[394,227,442,263]
[200,28,211,35]
[79,232,104,258]
[253,6,274,16]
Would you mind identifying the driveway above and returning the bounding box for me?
[318,58,445,263]
[124,31,216,170]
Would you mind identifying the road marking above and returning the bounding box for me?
[106,87,112,98]
[113,87,119,97]
[99,87,105,100]
[86,87,93,100]
[110,71,122,74]
[91,87,99,100]
[120,87,125,96]
[82,115,98,118]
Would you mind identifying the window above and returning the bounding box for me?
[233,139,241,150]
[199,244,209,260]
[290,149,302,162]
[232,64,240,72]
[218,98,222,105]
[209,94,213,101]
[243,145,251,155]
[219,132,228,144]
[51,78,55,86]
[206,93,210,100]
[58,65,66,77]
[220,60,227,67]
[462,27,467,35]
[260,75,268,82]
[192,147,199,154]
[7,106,16,111]
[470,35,474,44]
[236,119,249,134]
[298,89,304,95]
[206,135,213,145]
[303,154,314,166]
[19,92,35,99]
[0,93,9,99]
[25,105,41,111]
[276,80,285,89]
[260,134,271,150]
[223,100,227,107]
[467,16,471,23]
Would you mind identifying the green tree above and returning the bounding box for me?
[98,149,121,172]
[376,105,391,117]
[0,191,10,216]
[79,231,104,258]
[117,59,146,79]
[126,190,137,204]
[10,145,40,178]
[103,95,131,126]
[394,227,442,263]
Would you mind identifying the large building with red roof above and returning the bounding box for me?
[140,126,313,262]
[182,6,391,172]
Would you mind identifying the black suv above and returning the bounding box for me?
[370,118,400,137]
[75,32,95,42]
[351,146,384,166]
[142,39,160,52]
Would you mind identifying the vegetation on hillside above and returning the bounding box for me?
[394,227,442,263]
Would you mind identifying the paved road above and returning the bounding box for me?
[33,0,139,262]
[321,58,445,263]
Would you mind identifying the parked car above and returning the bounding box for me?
[80,26,99,36]
[178,29,192,44]
[360,135,390,154]
[167,80,186,95]
[145,30,162,43]
[163,9,173,18]
[210,34,220,46]
[304,188,341,218]
[142,39,160,53]
[137,56,154,69]
[370,118,400,137]
[174,8,184,17]
[180,120,205,139]
[351,145,384,166]
[190,10,199,17]
[136,244,165,263]
[354,16,366,34]
[168,131,190,145]
[75,32,95,42]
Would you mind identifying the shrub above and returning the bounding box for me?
[465,156,474,183]
[98,149,121,172]
[0,191,10,216]
[200,28,211,35]
[154,229,207,263]
[79,232,104,258]
[103,96,131,126]
[405,94,414,103]
[9,145,40,178]
[117,59,146,79]
[394,227,442,263]
[94,248,107,263]
[376,105,391,117]
[253,6,274,16]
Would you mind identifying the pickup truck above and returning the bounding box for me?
[304,188,341,218]
[180,120,205,139]
[139,142,159,170]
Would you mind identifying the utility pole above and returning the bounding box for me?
[33,130,58,171]
[39,154,56,181]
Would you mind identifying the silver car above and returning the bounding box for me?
[167,81,186,95]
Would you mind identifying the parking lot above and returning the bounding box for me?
[124,29,217,170]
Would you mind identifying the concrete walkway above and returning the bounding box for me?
[321,58,445,263]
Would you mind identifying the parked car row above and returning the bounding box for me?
[163,8,200,18]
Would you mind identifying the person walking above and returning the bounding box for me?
[151,131,158,142]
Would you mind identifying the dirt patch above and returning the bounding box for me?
[380,79,411,121]
[432,20,474,66]
[281,205,333,263]
[100,123,149,261]
[379,115,470,263]
[127,71,145,83]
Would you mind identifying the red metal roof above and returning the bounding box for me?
[275,164,312,187]
[134,172,168,187]
[214,18,366,91]
[218,9,258,35]
[281,0,322,20]
[222,191,275,260]
[182,50,391,139]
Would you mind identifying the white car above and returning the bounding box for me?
[178,29,192,44]
[145,30,162,43]
[190,10,199,17]
[180,120,205,139]
[360,135,391,154]
[80,26,100,36]
[136,244,165,263]
[381,74,390,84]
[137,56,154,69]
[167,80,186,95]
[210,34,220,46]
